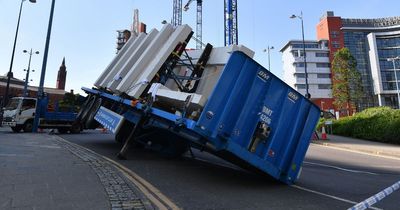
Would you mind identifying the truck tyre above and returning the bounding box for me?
[76,95,92,121]
[57,128,68,134]
[85,98,102,129]
[149,130,189,158]
[23,120,33,133]
[69,123,81,134]
[80,95,96,126]
[158,138,189,158]
[11,126,22,133]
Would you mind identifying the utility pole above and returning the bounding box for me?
[22,49,39,96]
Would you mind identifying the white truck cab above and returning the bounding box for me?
[2,97,37,132]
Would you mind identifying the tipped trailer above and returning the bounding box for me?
[78,24,320,184]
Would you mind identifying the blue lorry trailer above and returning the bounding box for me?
[80,51,320,184]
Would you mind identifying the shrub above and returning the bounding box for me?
[331,107,400,144]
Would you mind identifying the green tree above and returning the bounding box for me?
[332,48,363,115]
[59,90,83,112]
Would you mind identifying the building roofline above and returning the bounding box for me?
[280,39,329,52]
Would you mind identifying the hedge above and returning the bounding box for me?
[324,107,400,144]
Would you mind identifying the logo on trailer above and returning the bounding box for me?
[288,91,299,103]
[257,70,270,82]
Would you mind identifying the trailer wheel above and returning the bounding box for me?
[76,95,92,121]
[23,120,33,133]
[150,130,189,158]
[11,126,22,133]
[69,123,81,134]
[159,140,189,158]
[80,95,96,126]
[57,128,69,134]
[85,98,102,129]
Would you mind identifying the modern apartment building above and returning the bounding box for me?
[281,40,334,112]
[317,11,400,109]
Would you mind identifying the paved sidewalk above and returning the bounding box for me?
[312,134,400,159]
[0,129,151,210]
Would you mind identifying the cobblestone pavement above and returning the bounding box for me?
[0,129,154,210]
[52,135,154,210]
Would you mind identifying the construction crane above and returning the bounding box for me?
[183,0,203,49]
[224,0,238,46]
[172,0,182,26]
[173,0,237,47]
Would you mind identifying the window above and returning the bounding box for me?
[316,63,331,68]
[294,63,305,67]
[21,99,36,110]
[318,84,331,89]
[296,84,306,89]
[296,73,306,78]
[330,31,340,38]
[292,43,319,49]
[317,73,331,78]
[292,50,304,57]
[316,52,329,57]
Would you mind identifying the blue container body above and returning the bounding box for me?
[195,51,320,184]
[82,51,320,184]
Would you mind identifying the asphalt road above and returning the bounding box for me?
[59,130,400,210]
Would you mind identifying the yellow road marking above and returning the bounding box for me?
[54,136,180,210]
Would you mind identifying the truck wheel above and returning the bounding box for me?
[57,128,69,134]
[76,95,92,121]
[150,130,189,158]
[23,120,33,133]
[69,123,81,134]
[11,126,22,133]
[80,95,96,125]
[85,98,102,129]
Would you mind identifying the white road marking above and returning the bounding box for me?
[0,153,34,157]
[311,143,400,161]
[190,153,377,209]
[292,185,383,210]
[303,161,378,175]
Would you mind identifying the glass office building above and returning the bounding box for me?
[318,12,400,110]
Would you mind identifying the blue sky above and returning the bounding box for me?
[1,0,399,95]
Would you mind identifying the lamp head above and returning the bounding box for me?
[270,46,275,50]
[23,50,28,53]
[29,0,37,3]
[35,51,39,54]
[290,15,297,19]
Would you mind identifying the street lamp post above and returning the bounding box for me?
[290,11,310,99]
[387,56,400,109]
[32,0,56,132]
[2,0,36,108]
[22,49,39,96]
[263,46,274,71]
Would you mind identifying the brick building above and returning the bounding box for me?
[1,59,67,106]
